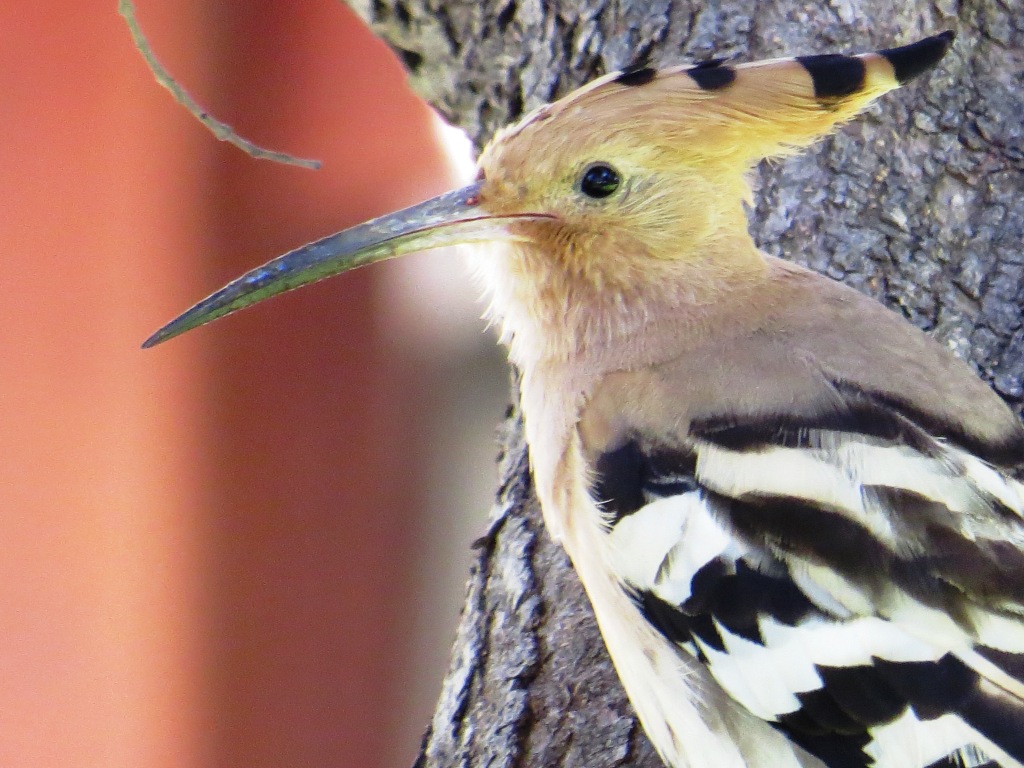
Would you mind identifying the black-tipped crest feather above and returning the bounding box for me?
[880,31,956,84]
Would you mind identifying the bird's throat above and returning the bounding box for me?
[477,235,769,376]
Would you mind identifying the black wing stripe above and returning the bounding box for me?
[593,439,698,525]
[871,484,1024,602]
[688,380,1024,469]
[873,655,977,719]
[960,678,1024,764]
[593,440,646,523]
[831,380,1024,468]
[793,686,869,735]
[976,646,1024,684]
[690,396,944,457]
[771,725,872,768]
[815,664,906,727]
[633,588,718,656]
[683,557,819,644]
[717,492,894,583]
[713,489,1011,627]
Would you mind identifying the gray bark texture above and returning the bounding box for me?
[354,2,1024,766]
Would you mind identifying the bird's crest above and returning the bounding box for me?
[496,32,954,167]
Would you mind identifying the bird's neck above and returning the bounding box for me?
[476,234,769,377]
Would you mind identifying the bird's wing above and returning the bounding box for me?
[595,413,1024,767]
[581,266,1024,768]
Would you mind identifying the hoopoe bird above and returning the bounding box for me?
[145,31,1024,768]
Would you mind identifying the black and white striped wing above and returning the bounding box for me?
[594,398,1024,768]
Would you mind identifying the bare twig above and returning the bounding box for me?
[118,0,322,170]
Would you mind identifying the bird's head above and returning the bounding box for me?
[144,33,953,354]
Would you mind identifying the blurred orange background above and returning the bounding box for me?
[0,2,502,767]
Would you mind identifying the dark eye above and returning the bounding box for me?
[579,163,621,199]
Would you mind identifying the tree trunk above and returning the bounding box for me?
[352,2,1024,765]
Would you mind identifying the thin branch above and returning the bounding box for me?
[118,0,322,170]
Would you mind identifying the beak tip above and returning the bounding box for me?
[141,325,177,349]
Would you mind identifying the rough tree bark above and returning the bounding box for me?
[350,2,1024,766]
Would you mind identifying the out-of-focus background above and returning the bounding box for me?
[0,2,508,767]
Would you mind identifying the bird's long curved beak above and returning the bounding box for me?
[143,182,547,348]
